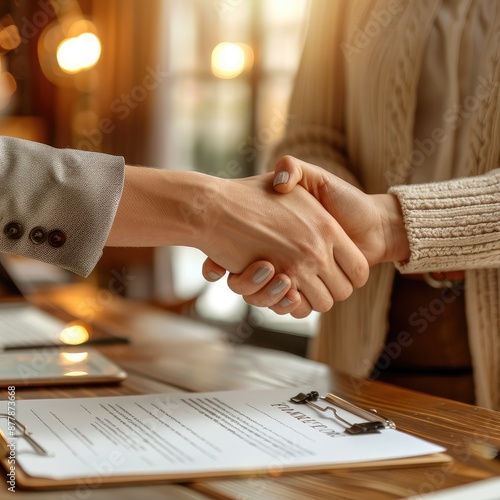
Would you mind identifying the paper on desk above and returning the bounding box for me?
[0,388,445,481]
[405,476,500,500]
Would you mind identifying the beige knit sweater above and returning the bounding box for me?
[271,0,500,409]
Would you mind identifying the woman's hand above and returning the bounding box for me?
[202,259,304,315]
[202,156,409,317]
[198,172,369,314]
[270,156,410,266]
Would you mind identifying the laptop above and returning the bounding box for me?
[0,258,129,350]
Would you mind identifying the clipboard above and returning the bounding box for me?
[0,388,452,491]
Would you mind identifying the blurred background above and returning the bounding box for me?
[0,0,319,356]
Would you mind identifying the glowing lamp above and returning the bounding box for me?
[211,42,252,79]
[57,32,101,74]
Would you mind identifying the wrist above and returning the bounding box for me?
[376,194,410,264]
[175,172,225,248]
[108,166,223,248]
[159,169,225,248]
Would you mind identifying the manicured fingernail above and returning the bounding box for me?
[270,279,287,295]
[278,297,293,308]
[273,171,290,187]
[252,266,272,284]
[207,270,222,280]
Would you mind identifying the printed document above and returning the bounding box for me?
[0,388,445,481]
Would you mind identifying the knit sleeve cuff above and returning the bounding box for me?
[388,169,500,273]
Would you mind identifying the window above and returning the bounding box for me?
[151,0,318,353]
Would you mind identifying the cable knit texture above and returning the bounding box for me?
[390,170,500,272]
[269,0,500,409]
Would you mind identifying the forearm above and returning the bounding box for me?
[106,165,220,248]
[110,164,369,312]
[373,193,411,265]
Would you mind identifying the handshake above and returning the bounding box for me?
[200,156,411,318]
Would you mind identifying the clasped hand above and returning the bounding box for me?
[198,167,368,316]
[202,156,409,318]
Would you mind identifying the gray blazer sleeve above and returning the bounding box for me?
[0,137,125,276]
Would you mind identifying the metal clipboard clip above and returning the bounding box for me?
[0,413,51,457]
[290,391,397,435]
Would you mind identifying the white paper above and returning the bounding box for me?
[405,476,500,500]
[0,305,66,349]
[0,387,445,481]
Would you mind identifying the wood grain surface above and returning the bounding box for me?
[1,283,498,499]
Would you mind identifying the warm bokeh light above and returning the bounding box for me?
[60,351,89,363]
[56,32,101,74]
[211,42,251,79]
[64,371,89,377]
[0,24,21,52]
[59,324,90,345]
[0,70,17,105]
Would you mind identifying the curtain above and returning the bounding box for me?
[51,0,163,167]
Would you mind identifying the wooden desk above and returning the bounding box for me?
[2,284,500,499]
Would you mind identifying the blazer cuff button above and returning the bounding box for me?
[29,226,48,244]
[4,222,24,240]
[48,230,66,248]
